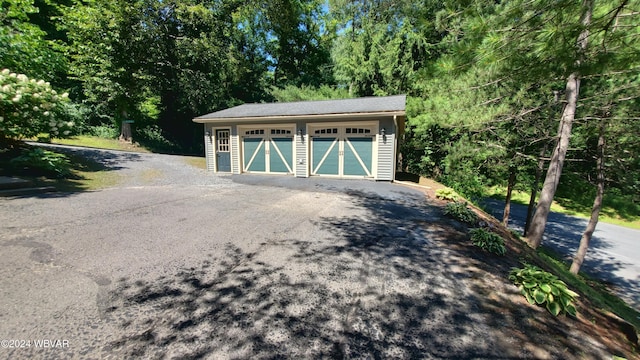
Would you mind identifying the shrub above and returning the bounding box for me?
[0,69,72,139]
[470,228,506,255]
[134,125,177,152]
[90,125,119,139]
[509,264,579,317]
[10,147,72,177]
[443,201,478,225]
[435,187,460,201]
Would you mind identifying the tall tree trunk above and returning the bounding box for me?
[526,75,580,248]
[525,0,593,248]
[502,167,517,227]
[524,144,548,236]
[570,120,606,274]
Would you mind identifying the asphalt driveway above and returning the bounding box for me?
[0,146,622,359]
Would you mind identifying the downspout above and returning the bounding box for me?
[392,115,398,181]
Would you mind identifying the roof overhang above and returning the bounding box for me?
[193,110,406,124]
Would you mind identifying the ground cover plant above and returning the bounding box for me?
[435,187,460,201]
[443,201,478,225]
[9,147,71,177]
[510,263,579,317]
[469,227,506,255]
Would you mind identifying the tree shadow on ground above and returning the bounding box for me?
[0,143,142,198]
[36,143,143,172]
[102,190,631,359]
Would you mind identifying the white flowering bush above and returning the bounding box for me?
[0,69,72,139]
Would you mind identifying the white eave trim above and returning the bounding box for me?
[193,111,406,123]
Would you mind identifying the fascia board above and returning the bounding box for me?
[193,111,406,124]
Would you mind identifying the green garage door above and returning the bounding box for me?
[270,137,294,173]
[242,129,294,174]
[311,137,339,175]
[343,137,373,176]
[243,137,266,172]
[311,126,374,178]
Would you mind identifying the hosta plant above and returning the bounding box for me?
[469,228,506,255]
[509,264,579,317]
[10,147,72,177]
[435,187,460,201]
[443,201,478,225]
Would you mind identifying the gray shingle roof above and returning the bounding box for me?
[193,95,405,122]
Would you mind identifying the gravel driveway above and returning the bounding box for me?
[0,146,624,359]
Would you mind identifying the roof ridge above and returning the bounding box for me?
[240,94,406,107]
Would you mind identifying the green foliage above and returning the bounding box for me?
[0,69,73,139]
[137,95,161,121]
[63,0,155,125]
[59,101,89,133]
[441,172,487,202]
[469,228,506,255]
[400,121,453,177]
[10,147,71,177]
[509,229,522,240]
[64,0,272,147]
[537,247,640,330]
[557,164,640,222]
[250,0,334,88]
[133,125,177,153]
[509,264,579,317]
[270,84,351,102]
[407,71,519,200]
[435,187,460,201]
[90,125,119,139]
[443,201,478,225]
[0,0,67,81]
[329,0,444,96]
[413,0,640,246]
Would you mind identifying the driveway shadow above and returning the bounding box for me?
[3,144,143,199]
[101,190,619,359]
[34,143,144,172]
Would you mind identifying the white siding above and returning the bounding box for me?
[376,133,394,181]
[231,133,240,174]
[295,134,308,177]
[205,128,215,171]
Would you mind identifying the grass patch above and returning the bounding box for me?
[28,151,122,192]
[139,169,163,184]
[536,246,640,330]
[71,169,121,191]
[48,135,151,153]
[488,186,640,230]
[184,156,206,170]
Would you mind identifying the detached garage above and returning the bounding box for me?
[193,95,406,181]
